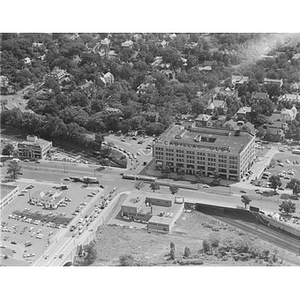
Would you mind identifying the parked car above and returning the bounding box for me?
[240,190,247,193]
[203,184,210,188]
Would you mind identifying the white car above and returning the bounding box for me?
[203,184,210,188]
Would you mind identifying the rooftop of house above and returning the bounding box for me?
[231,75,249,84]
[156,123,254,154]
[264,78,283,84]
[237,106,251,114]
[207,99,226,109]
[279,93,300,101]
[252,92,269,99]
[292,53,300,60]
[195,114,211,122]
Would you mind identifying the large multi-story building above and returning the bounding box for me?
[153,122,256,181]
[17,135,52,160]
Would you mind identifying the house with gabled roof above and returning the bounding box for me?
[205,99,227,115]
[231,75,249,86]
[251,91,269,102]
[263,78,283,87]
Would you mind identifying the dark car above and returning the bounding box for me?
[59,254,64,259]
[99,185,104,188]
[240,190,247,193]
[11,241,17,245]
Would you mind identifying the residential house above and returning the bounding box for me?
[263,78,283,87]
[281,105,298,122]
[198,60,215,71]
[0,75,9,87]
[72,55,82,65]
[205,99,227,115]
[278,93,300,104]
[195,114,212,127]
[105,107,122,114]
[151,56,163,68]
[231,75,249,86]
[236,106,252,119]
[291,82,300,93]
[98,72,114,87]
[292,53,300,60]
[79,80,95,96]
[23,57,32,65]
[121,40,133,48]
[251,91,269,102]
[49,67,69,83]
[160,40,168,48]
[263,114,288,139]
[137,82,155,95]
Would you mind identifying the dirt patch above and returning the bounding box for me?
[91,211,295,266]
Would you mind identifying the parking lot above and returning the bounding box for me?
[0,180,102,265]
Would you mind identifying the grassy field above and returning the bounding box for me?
[91,211,294,266]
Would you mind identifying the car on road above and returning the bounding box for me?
[24,159,30,162]
[278,187,284,191]
[255,189,261,194]
[11,241,17,245]
[203,184,209,188]
[99,185,104,188]
[59,254,64,259]
[240,190,247,193]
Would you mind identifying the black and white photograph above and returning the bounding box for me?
[1,1,300,300]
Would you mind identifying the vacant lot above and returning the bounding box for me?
[92,211,294,266]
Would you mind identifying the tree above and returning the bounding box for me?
[170,242,175,251]
[279,200,296,216]
[161,164,171,178]
[293,184,300,195]
[150,182,160,193]
[81,242,97,266]
[269,175,282,192]
[177,167,185,179]
[195,170,205,184]
[183,246,191,258]
[169,185,179,195]
[6,160,22,180]
[170,247,175,260]
[2,143,14,155]
[202,239,211,253]
[241,195,252,209]
[119,254,135,266]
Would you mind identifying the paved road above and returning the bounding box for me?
[1,84,35,113]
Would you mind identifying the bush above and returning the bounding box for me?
[202,239,211,253]
[209,234,220,248]
[119,254,135,266]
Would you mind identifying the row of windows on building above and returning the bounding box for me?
[155,147,238,160]
[156,157,239,170]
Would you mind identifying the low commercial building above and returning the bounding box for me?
[120,192,184,233]
[17,135,52,160]
[0,184,19,210]
[153,122,255,181]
